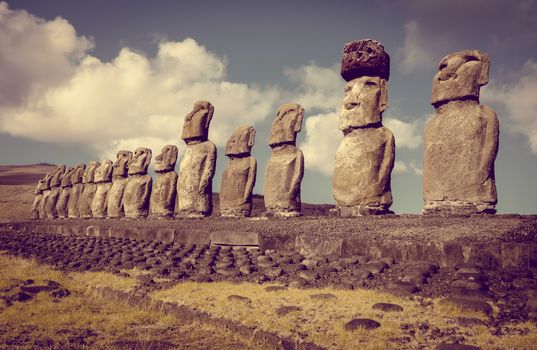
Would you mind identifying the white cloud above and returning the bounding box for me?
[284,62,341,112]
[299,111,341,176]
[0,3,280,160]
[384,117,422,149]
[0,2,93,106]
[393,160,422,176]
[393,160,408,174]
[483,59,537,154]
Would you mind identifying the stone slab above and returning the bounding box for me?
[210,230,259,246]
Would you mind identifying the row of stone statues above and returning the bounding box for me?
[31,99,305,219]
[31,38,499,218]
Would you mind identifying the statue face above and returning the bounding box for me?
[339,76,387,132]
[71,164,86,184]
[94,160,113,183]
[431,50,489,106]
[181,101,214,143]
[82,161,100,184]
[37,175,51,192]
[60,167,74,187]
[112,150,132,178]
[269,103,304,146]
[226,126,255,156]
[155,145,178,172]
[128,147,152,175]
[49,165,66,187]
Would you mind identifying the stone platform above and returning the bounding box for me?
[2,215,536,271]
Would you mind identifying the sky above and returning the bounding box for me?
[0,0,536,214]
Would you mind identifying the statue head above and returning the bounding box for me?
[339,39,390,132]
[60,167,74,188]
[226,126,256,156]
[128,147,152,175]
[155,145,178,172]
[112,150,132,178]
[70,164,86,185]
[269,103,304,147]
[94,160,113,183]
[49,165,66,188]
[339,76,388,131]
[82,161,100,184]
[36,174,51,193]
[431,50,490,107]
[181,100,214,144]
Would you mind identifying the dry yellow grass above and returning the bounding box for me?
[0,254,265,350]
[151,281,537,350]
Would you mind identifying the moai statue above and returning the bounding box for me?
[107,150,133,218]
[78,161,100,218]
[150,145,178,218]
[333,39,395,216]
[263,103,305,217]
[423,50,499,215]
[123,148,152,218]
[67,164,86,218]
[56,167,74,219]
[91,160,113,218]
[176,101,217,218]
[220,126,257,217]
[38,173,53,219]
[31,177,48,220]
[45,165,66,219]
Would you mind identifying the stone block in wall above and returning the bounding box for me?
[501,243,529,269]
[210,231,259,246]
[156,228,175,243]
[174,229,211,245]
[86,225,101,237]
[295,235,343,258]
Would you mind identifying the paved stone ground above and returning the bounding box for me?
[1,229,536,329]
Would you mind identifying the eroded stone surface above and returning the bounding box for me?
[107,150,132,218]
[150,145,178,218]
[45,165,66,219]
[31,175,49,220]
[176,101,216,217]
[341,39,390,82]
[67,164,86,219]
[424,50,499,215]
[220,126,257,217]
[333,39,395,216]
[91,160,113,219]
[264,103,304,217]
[78,161,100,219]
[124,148,152,218]
[55,167,74,219]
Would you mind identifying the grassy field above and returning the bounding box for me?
[0,164,55,223]
[150,281,537,350]
[0,254,268,350]
[2,253,535,349]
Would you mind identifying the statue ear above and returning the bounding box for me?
[294,107,304,133]
[205,105,214,129]
[478,56,490,86]
[171,145,178,165]
[379,79,388,113]
[248,127,256,147]
[144,149,152,169]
